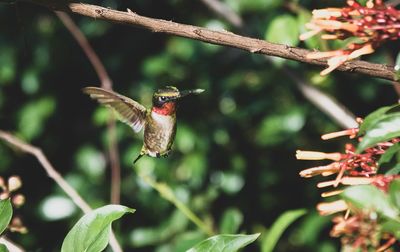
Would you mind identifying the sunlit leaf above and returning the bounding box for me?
[256,109,305,146]
[358,104,400,135]
[186,233,260,252]
[265,15,299,46]
[261,209,307,252]
[61,204,135,252]
[18,97,56,140]
[379,143,400,166]
[219,208,243,234]
[40,196,76,221]
[0,199,12,235]
[386,164,400,175]
[357,112,400,153]
[342,185,399,220]
[381,220,400,238]
[229,0,283,13]
[389,179,400,209]
[0,244,8,252]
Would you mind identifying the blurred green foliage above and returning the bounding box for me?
[0,0,398,251]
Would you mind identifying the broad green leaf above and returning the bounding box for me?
[261,209,307,252]
[357,112,400,153]
[0,199,12,235]
[379,143,400,165]
[186,233,260,252]
[358,105,399,135]
[0,244,8,252]
[386,164,400,175]
[389,179,400,209]
[265,15,299,46]
[381,220,400,238]
[61,204,135,252]
[342,185,399,220]
[18,97,56,140]
[229,0,283,13]
[219,208,243,234]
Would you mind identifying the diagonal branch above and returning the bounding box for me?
[0,237,24,252]
[0,130,122,252]
[199,0,358,129]
[24,0,397,81]
[55,11,121,204]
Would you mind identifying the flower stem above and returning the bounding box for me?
[138,172,214,236]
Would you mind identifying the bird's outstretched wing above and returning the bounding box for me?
[83,87,147,133]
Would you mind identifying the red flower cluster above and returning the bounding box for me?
[300,0,400,75]
[296,125,400,250]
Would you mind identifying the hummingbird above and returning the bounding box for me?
[82,86,204,163]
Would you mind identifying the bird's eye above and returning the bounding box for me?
[159,96,167,101]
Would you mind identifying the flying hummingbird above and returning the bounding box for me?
[82,86,204,163]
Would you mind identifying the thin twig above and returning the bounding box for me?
[0,236,24,252]
[198,0,358,128]
[0,130,123,252]
[283,68,358,128]
[138,172,214,236]
[55,11,121,204]
[24,0,397,81]
[377,236,396,252]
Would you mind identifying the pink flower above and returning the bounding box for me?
[300,0,400,75]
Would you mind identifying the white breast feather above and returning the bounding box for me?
[151,111,174,128]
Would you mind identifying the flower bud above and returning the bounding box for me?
[12,194,25,207]
[8,176,22,192]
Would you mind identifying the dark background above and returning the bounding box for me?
[0,0,397,251]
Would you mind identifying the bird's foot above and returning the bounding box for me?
[156,150,171,158]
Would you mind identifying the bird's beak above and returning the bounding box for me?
[177,89,205,99]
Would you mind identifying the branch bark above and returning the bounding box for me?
[25,0,396,81]
[0,236,24,252]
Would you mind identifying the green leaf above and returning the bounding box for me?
[357,112,400,153]
[61,204,135,252]
[386,163,400,175]
[342,185,399,220]
[261,209,307,252]
[219,208,243,234]
[379,143,400,165]
[359,105,399,135]
[18,97,56,140]
[381,220,400,238]
[186,233,260,252]
[389,179,400,209]
[0,199,12,235]
[0,244,8,252]
[265,15,299,46]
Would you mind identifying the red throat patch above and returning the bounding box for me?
[152,102,176,115]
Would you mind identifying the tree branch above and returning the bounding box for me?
[55,11,121,204]
[198,0,358,129]
[25,0,396,81]
[0,236,24,252]
[0,130,123,252]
